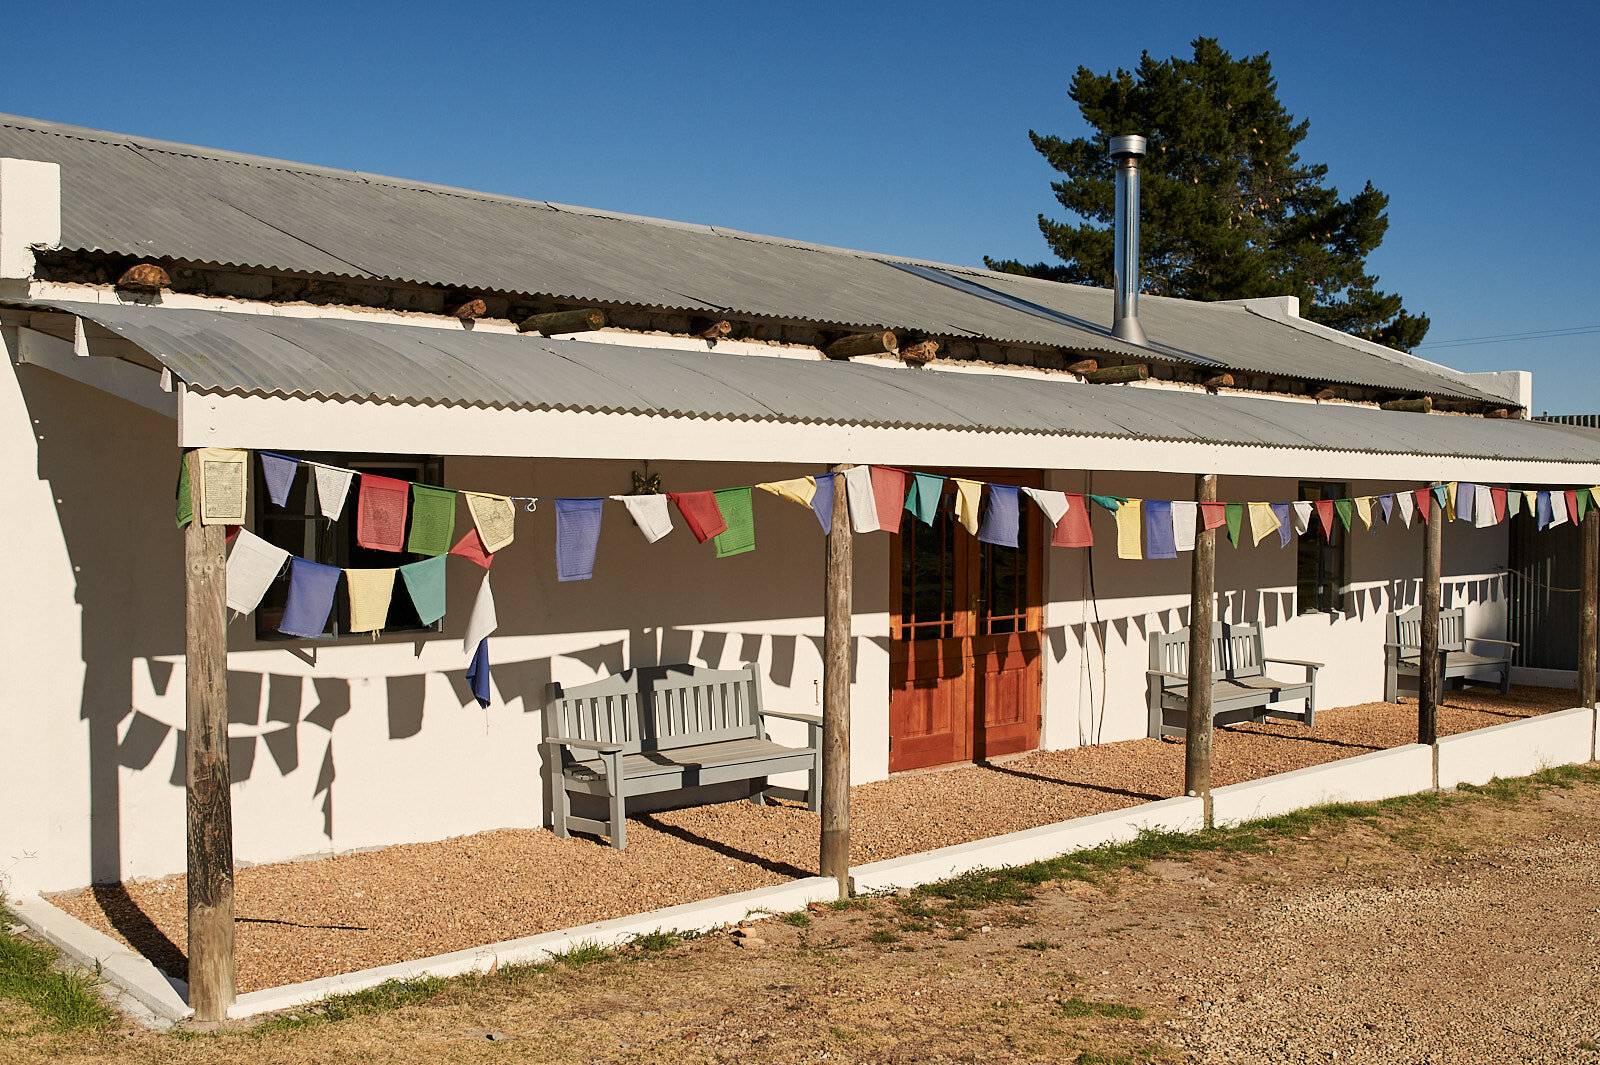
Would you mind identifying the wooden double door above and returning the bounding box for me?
[888,473,1043,772]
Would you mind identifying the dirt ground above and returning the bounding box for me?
[14,763,1600,1064]
[49,686,1577,994]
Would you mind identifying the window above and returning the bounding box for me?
[1296,480,1347,615]
[253,454,445,640]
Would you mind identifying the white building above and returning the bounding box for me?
[0,113,1591,897]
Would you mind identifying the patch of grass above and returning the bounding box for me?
[781,912,812,928]
[895,897,945,920]
[1021,939,1062,951]
[254,976,451,1035]
[867,929,901,945]
[0,914,114,1035]
[1576,1037,1599,1051]
[630,930,681,952]
[1057,996,1146,1021]
[827,1025,856,1041]
[550,941,610,969]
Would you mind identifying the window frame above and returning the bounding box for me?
[251,453,446,642]
[1296,480,1348,616]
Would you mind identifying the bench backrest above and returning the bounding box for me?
[1150,623,1266,681]
[1387,606,1465,654]
[544,664,765,755]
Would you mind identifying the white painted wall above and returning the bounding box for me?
[0,338,1522,895]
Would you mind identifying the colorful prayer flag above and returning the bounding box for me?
[811,474,837,533]
[555,498,605,580]
[1200,502,1228,531]
[1248,502,1280,546]
[399,554,447,625]
[406,484,456,556]
[1271,502,1292,546]
[466,637,492,709]
[225,530,289,615]
[1115,500,1143,559]
[870,467,906,533]
[1171,501,1197,552]
[669,491,727,542]
[756,478,816,507]
[713,487,756,557]
[357,474,410,552]
[615,494,674,543]
[979,485,1021,549]
[462,492,516,554]
[260,452,300,507]
[279,558,340,639]
[1021,487,1071,526]
[346,567,398,634]
[953,479,983,535]
[842,466,879,534]
[905,473,944,526]
[463,573,497,657]
[1143,500,1175,559]
[197,447,248,525]
[1225,503,1243,547]
[1052,495,1092,547]
[313,463,354,521]
[449,528,495,569]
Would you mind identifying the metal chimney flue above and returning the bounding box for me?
[1109,134,1148,346]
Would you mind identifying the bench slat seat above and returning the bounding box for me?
[544,664,820,849]
[1384,606,1514,702]
[1147,623,1321,740]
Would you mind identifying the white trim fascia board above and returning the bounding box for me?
[226,877,838,1020]
[13,327,176,417]
[177,390,1600,484]
[0,158,61,280]
[5,893,192,1022]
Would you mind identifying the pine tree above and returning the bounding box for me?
[988,38,1429,351]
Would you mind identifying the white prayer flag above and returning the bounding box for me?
[1021,488,1071,526]
[196,447,248,525]
[1550,490,1570,528]
[1291,501,1315,535]
[313,464,354,521]
[1474,489,1498,527]
[1170,501,1197,552]
[842,465,879,534]
[613,494,674,543]
[1396,492,1415,528]
[225,530,289,614]
[464,573,498,658]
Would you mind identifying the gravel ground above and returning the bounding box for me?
[51,686,1576,994]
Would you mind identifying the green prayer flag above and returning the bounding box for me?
[406,484,456,556]
[1334,498,1355,531]
[713,487,756,557]
[1085,493,1123,513]
[399,554,448,626]
[175,453,193,529]
[1225,502,1243,547]
[905,472,943,526]
[1579,490,1591,523]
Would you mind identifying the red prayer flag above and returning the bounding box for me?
[1314,499,1336,539]
[870,466,906,533]
[1491,487,1507,523]
[1565,490,1579,522]
[1052,494,1093,547]
[449,528,495,569]
[1414,489,1431,525]
[669,491,728,543]
[357,474,409,552]
[1199,502,1228,530]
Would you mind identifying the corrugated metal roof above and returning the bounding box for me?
[0,114,1501,404]
[29,300,1598,466]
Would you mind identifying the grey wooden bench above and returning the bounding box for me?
[1383,606,1516,702]
[543,663,821,850]
[1147,623,1322,739]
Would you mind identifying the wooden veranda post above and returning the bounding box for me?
[1580,502,1599,709]
[1186,473,1217,827]
[821,464,853,896]
[184,450,235,1020]
[1418,499,1443,747]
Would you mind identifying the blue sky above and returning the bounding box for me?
[3,1,1595,409]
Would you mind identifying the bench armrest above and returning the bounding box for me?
[1382,641,1418,650]
[760,710,824,726]
[1462,637,1519,649]
[1265,658,1323,670]
[1147,669,1189,683]
[546,736,625,754]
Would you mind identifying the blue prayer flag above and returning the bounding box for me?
[1270,502,1291,547]
[1143,499,1176,559]
[978,485,1020,548]
[811,474,836,533]
[466,637,491,708]
[555,498,604,581]
[260,451,300,507]
[279,558,340,639]
[1537,490,1553,530]
[1456,483,1476,522]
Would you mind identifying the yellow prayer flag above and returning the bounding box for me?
[463,492,516,554]
[1523,489,1538,514]
[1115,499,1143,559]
[1445,482,1458,521]
[756,477,817,507]
[1354,496,1374,530]
[953,478,982,535]
[1247,502,1280,546]
[196,447,248,525]
[346,567,397,634]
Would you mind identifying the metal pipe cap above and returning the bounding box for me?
[1109,134,1147,159]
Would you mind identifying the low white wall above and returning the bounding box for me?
[851,796,1203,893]
[1210,745,1435,826]
[1435,706,1596,788]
